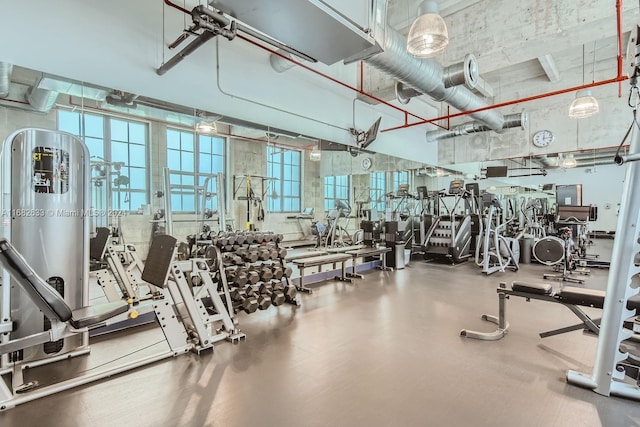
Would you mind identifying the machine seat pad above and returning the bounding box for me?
[558,287,605,308]
[70,300,129,329]
[0,239,73,322]
[511,282,552,295]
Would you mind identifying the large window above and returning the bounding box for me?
[166,129,225,213]
[324,175,349,212]
[370,172,386,212]
[392,171,409,189]
[267,146,301,213]
[58,110,148,212]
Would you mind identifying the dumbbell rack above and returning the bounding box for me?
[182,231,301,316]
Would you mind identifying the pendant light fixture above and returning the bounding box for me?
[569,43,599,119]
[406,0,449,58]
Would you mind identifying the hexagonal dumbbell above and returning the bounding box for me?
[271,265,284,280]
[259,264,274,281]
[269,281,286,306]
[283,284,298,300]
[256,293,272,310]
[283,266,293,278]
[247,270,260,285]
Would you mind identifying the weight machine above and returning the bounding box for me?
[0,129,242,410]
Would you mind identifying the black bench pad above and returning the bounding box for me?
[558,287,605,308]
[70,300,129,329]
[292,253,351,268]
[511,282,552,295]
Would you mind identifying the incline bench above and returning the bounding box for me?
[291,253,352,293]
[460,281,640,341]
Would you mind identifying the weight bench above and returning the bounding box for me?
[285,249,328,262]
[460,281,640,341]
[344,246,392,279]
[291,253,352,293]
[326,244,365,253]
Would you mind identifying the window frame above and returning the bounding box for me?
[267,146,302,213]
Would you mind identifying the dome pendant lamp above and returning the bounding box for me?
[406,1,449,58]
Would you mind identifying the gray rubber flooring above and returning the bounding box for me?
[2,240,640,426]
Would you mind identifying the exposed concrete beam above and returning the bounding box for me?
[537,54,560,82]
[439,0,483,17]
[473,75,494,98]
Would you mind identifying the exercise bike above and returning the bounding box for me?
[533,226,588,284]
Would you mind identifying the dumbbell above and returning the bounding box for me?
[268,247,279,260]
[275,233,284,243]
[226,234,237,245]
[277,247,287,259]
[265,280,286,306]
[244,284,257,297]
[223,253,243,266]
[253,232,264,243]
[283,283,298,300]
[230,288,259,314]
[256,292,272,310]
[237,247,259,263]
[233,234,246,245]
[271,265,284,280]
[257,247,271,261]
[283,266,293,278]
[247,270,260,285]
[243,232,256,244]
[226,267,248,286]
[216,236,229,248]
[258,264,274,281]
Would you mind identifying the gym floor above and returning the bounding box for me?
[2,239,640,427]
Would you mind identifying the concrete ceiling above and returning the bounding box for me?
[368,0,636,109]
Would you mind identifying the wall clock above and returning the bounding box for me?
[361,157,372,170]
[532,130,554,148]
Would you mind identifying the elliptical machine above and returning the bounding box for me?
[475,195,520,275]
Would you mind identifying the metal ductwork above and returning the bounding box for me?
[0,62,12,98]
[365,26,505,131]
[26,87,59,112]
[425,112,527,142]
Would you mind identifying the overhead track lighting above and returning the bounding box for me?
[406,0,449,58]
[569,43,599,119]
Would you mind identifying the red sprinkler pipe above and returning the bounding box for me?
[164,0,190,15]
[382,0,628,133]
[616,0,624,97]
[162,0,447,130]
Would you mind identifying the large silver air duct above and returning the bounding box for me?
[0,62,13,98]
[365,27,505,131]
[425,112,527,142]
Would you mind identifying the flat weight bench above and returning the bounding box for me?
[291,253,352,293]
[460,281,640,341]
[344,247,392,279]
[285,250,328,262]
